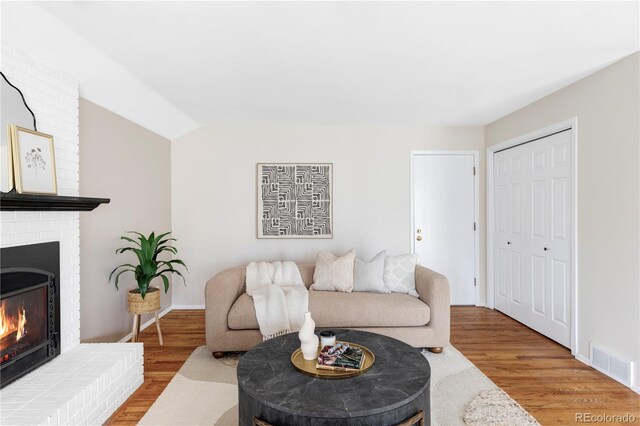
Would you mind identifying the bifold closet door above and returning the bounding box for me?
[494,145,527,324]
[493,130,572,348]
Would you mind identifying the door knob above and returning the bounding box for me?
[417,229,422,234]
[507,241,511,245]
[544,247,548,251]
[416,236,422,241]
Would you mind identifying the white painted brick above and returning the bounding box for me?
[2,46,81,353]
[1,212,16,221]
[39,230,63,241]
[1,409,17,421]
[15,211,42,221]
[1,233,16,247]
[1,221,29,234]
[57,404,68,425]
[1,402,25,410]
[56,169,79,181]
[54,158,77,172]
[15,231,44,244]
[27,221,53,232]
[0,345,143,426]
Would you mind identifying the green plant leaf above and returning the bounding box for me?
[160,275,170,293]
[120,236,141,247]
[155,246,177,256]
[156,237,177,248]
[112,268,134,290]
[115,246,144,264]
[112,230,187,295]
[155,231,172,241]
[126,230,146,239]
[109,263,137,281]
[157,266,186,284]
[159,259,189,271]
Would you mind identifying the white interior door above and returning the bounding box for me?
[413,153,477,305]
[493,130,572,347]
[493,146,527,323]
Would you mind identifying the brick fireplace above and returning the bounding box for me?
[0,46,143,425]
[1,44,81,353]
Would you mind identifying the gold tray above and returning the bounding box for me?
[290,341,375,379]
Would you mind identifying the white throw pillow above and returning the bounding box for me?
[384,253,419,297]
[353,251,389,293]
[310,249,356,292]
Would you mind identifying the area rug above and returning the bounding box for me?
[139,345,538,425]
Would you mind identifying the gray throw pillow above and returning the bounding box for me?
[384,253,419,297]
[353,251,389,293]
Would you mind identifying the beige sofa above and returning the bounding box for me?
[205,263,450,356]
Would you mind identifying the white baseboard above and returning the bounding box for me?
[118,306,173,343]
[575,353,590,366]
[172,304,205,310]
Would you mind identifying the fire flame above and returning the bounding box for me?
[16,306,27,340]
[0,300,27,342]
[0,300,12,339]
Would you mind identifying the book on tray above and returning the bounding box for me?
[316,342,365,371]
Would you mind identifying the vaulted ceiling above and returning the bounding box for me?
[2,1,638,139]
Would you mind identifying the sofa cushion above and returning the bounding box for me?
[353,251,389,293]
[384,253,419,297]
[310,249,356,292]
[228,291,430,330]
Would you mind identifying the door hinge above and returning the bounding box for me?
[474,278,477,287]
[473,222,476,231]
[473,166,476,176]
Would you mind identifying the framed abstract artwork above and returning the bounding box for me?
[257,163,333,239]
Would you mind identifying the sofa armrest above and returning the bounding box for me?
[205,265,247,349]
[415,265,450,346]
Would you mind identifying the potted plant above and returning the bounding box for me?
[110,231,187,315]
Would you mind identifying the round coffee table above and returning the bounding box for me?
[237,329,430,426]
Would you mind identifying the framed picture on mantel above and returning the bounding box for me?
[11,125,57,195]
[257,163,333,239]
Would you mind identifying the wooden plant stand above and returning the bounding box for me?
[128,288,163,345]
[131,310,163,345]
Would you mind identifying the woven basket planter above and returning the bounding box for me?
[128,287,161,314]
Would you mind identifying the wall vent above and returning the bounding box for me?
[589,342,635,388]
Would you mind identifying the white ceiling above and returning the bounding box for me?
[2,1,638,139]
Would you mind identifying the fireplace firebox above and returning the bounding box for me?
[0,242,60,388]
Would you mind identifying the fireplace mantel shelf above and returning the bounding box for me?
[0,193,110,211]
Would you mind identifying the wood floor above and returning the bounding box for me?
[106,307,640,425]
[105,310,206,425]
[451,307,640,424]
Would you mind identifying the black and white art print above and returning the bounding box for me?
[257,163,333,239]
[11,126,57,195]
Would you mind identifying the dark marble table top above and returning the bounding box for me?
[237,329,431,419]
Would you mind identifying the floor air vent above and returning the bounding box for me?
[590,342,635,388]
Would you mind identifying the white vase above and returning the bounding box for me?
[298,312,319,360]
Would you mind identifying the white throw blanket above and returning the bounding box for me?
[245,261,308,340]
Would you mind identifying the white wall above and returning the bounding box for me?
[79,98,172,343]
[0,45,81,353]
[171,126,484,306]
[485,52,640,387]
